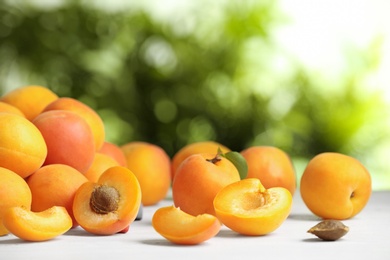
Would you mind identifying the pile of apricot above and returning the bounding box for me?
[0,85,168,241]
[0,85,372,244]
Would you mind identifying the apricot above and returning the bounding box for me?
[300,152,372,219]
[172,153,240,216]
[32,110,95,173]
[121,142,171,206]
[171,141,231,181]
[27,164,88,228]
[0,101,25,117]
[213,178,293,236]
[43,97,105,151]
[73,166,141,235]
[99,141,127,167]
[241,146,296,195]
[0,113,47,178]
[84,153,120,183]
[0,85,58,121]
[0,167,32,236]
[3,206,72,242]
[152,205,221,245]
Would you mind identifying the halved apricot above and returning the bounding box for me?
[2,206,72,242]
[73,166,141,235]
[213,178,292,236]
[152,205,221,245]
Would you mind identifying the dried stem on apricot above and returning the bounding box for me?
[206,154,222,164]
[90,185,120,214]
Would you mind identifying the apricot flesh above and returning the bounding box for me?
[213,178,292,236]
[152,205,221,245]
[73,166,142,235]
[2,206,72,242]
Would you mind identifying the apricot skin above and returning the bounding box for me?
[0,85,58,121]
[121,142,171,206]
[0,113,47,179]
[32,110,95,173]
[27,164,88,228]
[99,142,127,167]
[43,97,106,151]
[241,146,296,195]
[2,206,72,242]
[171,141,230,181]
[152,205,221,245]
[0,167,32,236]
[172,153,240,216]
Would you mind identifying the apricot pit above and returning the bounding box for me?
[90,185,120,214]
[308,220,349,241]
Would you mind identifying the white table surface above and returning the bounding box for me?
[1,190,389,260]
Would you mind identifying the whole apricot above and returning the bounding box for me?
[0,167,32,236]
[32,110,95,173]
[172,153,240,216]
[84,153,120,183]
[171,141,231,181]
[27,164,88,228]
[241,146,296,195]
[0,85,58,121]
[43,97,105,151]
[121,142,171,206]
[99,141,127,167]
[0,101,25,117]
[300,152,372,219]
[0,112,47,178]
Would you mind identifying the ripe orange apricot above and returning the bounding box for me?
[171,141,231,181]
[73,166,142,235]
[0,101,25,117]
[0,167,32,236]
[43,97,105,151]
[152,205,221,245]
[27,164,88,228]
[32,110,95,173]
[241,146,296,195]
[172,153,240,216]
[121,142,171,206]
[0,85,58,121]
[99,141,127,167]
[300,152,372,220]
[213,178,293,236]
[84,153,119,183]
[0,113,47,178]
[3,206,72,242]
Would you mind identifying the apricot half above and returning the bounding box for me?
[2,206,72,242]
[73,166,141,235]
[152,205,221,245]
[213,178,292,236]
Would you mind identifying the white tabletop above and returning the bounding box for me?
[1,190,389,260]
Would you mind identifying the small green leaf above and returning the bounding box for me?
[222,151,248,179]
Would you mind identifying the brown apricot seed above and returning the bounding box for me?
[307,220,349,241]
[90,185,120,214]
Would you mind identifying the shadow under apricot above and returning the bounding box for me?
[216,229,274,239]
[288,213,319,221]
[140,238,209,247]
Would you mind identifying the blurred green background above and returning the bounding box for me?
[1,0,389,190]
